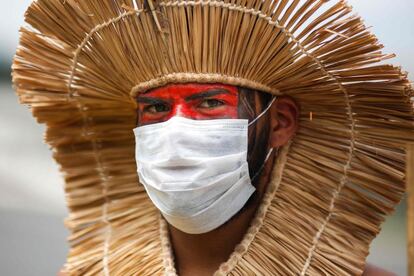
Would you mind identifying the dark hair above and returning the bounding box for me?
[238,87,273,184]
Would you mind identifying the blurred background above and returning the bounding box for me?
[0,0,413,275]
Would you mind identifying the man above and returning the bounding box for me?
[14,0,413,275]
[58,83,396,276]
[134,83,395,276]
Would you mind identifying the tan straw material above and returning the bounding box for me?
[12,0,414,275]
[408,144,414,276]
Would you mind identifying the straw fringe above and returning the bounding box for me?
[12,0,414,275]
[408,145,414,276]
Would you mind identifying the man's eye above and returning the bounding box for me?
[143,103,170,113]
[198,99,225,109]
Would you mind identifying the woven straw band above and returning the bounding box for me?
[130,73,282,95]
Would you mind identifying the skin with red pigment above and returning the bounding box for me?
[136,84,239,126]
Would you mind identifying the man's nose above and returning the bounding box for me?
[172,105,184,117]
[170,104,194,119]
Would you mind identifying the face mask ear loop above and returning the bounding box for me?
[248,96,277,127]
[251,147,277,182]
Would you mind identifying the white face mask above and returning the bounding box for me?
[133,97,276,234]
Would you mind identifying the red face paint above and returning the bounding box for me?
[137,83,239,126]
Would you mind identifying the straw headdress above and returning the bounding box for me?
[12,0,414,275]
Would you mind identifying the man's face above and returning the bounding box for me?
[136,83,274,183]
[136,83,240,126]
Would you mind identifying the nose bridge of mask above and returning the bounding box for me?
[135,116,249,161]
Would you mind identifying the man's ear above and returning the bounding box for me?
[268,96,300,148]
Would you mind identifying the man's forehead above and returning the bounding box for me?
[144,83,239,98]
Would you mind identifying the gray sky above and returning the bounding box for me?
[1,0,414,77]
[0,0,33,66]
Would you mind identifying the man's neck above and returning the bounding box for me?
[167,154,276,276]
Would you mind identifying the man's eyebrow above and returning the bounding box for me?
[185,89,231,102]
[136,96,171,105]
